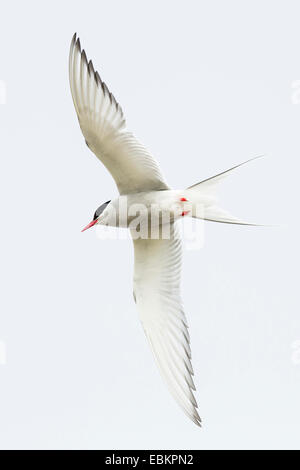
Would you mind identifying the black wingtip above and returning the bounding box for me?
[88,59,95,76]
[71,32,77,45]
[76,37,81,52]
[95,71,102,86]
[81,49,88,65]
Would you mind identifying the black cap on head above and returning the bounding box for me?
[93,200,111,220]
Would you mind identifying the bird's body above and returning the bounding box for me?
[95,190,192,229]
[69,33,260,426]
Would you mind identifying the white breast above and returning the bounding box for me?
[99,190,188,229]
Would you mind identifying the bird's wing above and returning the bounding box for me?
[132,223,201,426]
[69,34,169,195]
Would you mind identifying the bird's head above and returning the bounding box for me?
[81,200,111,232]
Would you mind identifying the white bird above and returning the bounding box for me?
[69,33,260,426]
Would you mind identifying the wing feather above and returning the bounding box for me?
[69,33,169,194]
[132,223,201,426]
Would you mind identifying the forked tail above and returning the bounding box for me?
[185,156,263,225]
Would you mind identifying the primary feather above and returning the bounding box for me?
[132,223,201,426]
[69,33,169,195]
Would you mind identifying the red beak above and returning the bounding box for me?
[81,219,98,232]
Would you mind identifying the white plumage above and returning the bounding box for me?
[69,33,169,195]
[133,224,200,425]
[69,33,260,427]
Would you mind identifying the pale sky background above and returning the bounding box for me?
[0,0,299,450]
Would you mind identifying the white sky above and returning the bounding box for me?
[0,0,299,450]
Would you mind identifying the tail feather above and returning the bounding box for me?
[186,156,264,225]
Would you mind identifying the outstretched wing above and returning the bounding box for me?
[132,223,201,426]
[69,34,169,195]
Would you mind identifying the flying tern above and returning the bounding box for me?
[69,33,260,426]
